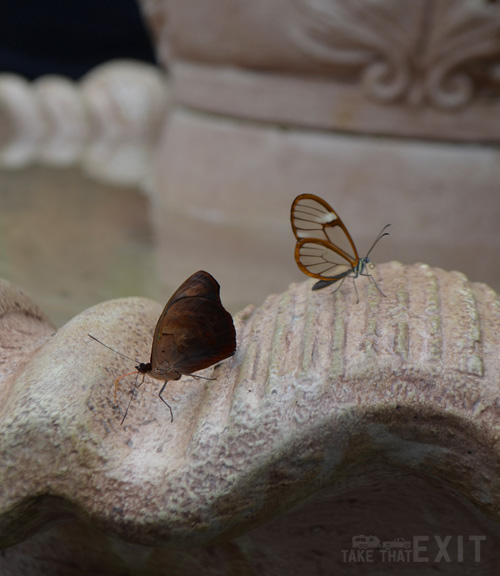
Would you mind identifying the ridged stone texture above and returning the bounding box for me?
[1,262,500,573]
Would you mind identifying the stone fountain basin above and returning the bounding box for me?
[1,262,500,572]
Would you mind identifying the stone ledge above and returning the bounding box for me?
[1,263,500,556]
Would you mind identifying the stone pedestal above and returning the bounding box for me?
[140,0,500,309]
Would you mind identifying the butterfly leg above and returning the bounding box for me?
[114,370,140,403]
[189,373,216,382]
[120,373,146,425]
[361,271,386,298]
[329,276,346,296]
[352,275,360,304]
[158,381,174,422]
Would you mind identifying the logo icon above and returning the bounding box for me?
[382,537,411,550]
[352,535,381,550]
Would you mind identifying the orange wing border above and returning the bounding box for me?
[291,194,360,282]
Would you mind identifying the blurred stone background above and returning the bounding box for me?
[1,0,499,326]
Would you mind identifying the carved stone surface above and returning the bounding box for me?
[2,263,500,572]
[138,0,500,311]
[142,0,500,140]
[150,109,500,312]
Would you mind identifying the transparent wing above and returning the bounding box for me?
[295,238,354,281]
[291,194,359,263]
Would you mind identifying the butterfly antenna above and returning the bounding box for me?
[366,224,391,258]
[88,334,139,364]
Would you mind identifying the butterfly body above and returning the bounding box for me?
[135,361,181,380]
[291,194,389,300]
[310,256,370,291]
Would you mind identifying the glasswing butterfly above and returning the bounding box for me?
[90,270,236,423]
[290,194,390,302]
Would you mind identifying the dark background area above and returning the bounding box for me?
[0,0,156,79]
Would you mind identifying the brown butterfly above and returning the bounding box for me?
[290,194,389,301]
[90,270,236,423]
